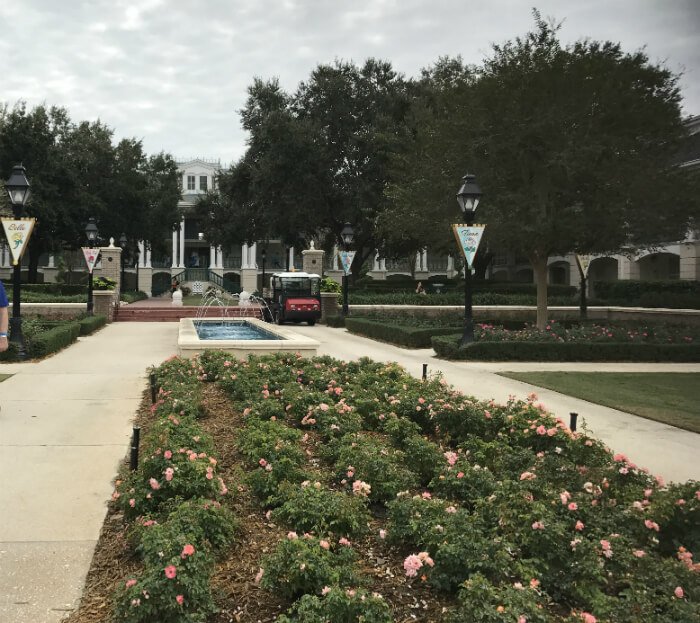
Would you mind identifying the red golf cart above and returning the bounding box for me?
[265,272,322,325]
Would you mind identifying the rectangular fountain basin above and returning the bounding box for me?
[178,317,320,359]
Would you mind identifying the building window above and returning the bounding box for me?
[200,176,208,191]
[187,175,195,190]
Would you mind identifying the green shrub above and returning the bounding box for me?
[114,519,216,622]
[236,417,305,467]
[121,290,149,303]
[21,283,86,295]
[335,433,418,505]
[77,314,106,335]
[277,587,392,623]
[345,317,461,348]
[325,314,346,327]
[431,335,700,362]
[247,456,311,507]
[260,535,360,599]
[92,276,116,290]
[27,321,81,358]
[272,482,371,537]
[594,279,699,300]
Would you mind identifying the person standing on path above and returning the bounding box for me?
[0,280,8,352]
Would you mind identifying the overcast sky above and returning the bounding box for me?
[2,0,699,164]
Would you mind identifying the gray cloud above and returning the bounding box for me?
[3,0,699,163]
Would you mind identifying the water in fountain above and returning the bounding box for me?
[248,293,274,322]
[196,287,233,322]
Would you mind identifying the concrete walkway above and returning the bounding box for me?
[0,323,177,623]
[0,321,698,622]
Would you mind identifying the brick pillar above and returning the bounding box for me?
[99,244,122,296]
[680,241,700,280]
[320,292,339,323]
[302,244,325,276]
[93,290,116,322]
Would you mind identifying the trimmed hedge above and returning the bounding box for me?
[22,283,87,295]
[77,314,107,335]
[28,322,81,358]
[431,334,700,362]
[121,290,149,303]
[594,279,700,299]
[346,317,461,348]
[325,315,346,328]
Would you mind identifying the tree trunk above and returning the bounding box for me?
[531,254,548,329]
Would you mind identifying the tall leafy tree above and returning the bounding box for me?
[384,13,698,327]
[207,60,411,273]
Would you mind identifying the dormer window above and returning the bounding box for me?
[200,176,208,191]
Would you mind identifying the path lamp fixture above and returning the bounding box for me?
[261,248,267,293]
[455,173,483,347]
[340,222,355,316]
[119,232,128,292]
[4,164,31,358]
[85,218,99,315]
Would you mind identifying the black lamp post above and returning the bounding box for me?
[119,233,128,292]
[85,218,99,315]
[455,174,482,347]
[261,248,267,293]
[5,164,31,359]
[340,223,354,316]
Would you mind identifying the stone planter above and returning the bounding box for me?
[320,291,340,323]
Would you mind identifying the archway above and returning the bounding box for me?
[637,253,680,281]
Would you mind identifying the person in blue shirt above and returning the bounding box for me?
[0,280,8,352]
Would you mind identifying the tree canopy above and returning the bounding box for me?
[0,102,181,280]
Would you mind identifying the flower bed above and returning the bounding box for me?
[100,351,700,623]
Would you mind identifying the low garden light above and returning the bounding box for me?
[340,223,354,316]
[4,164,31,358]
[454,174,483,347]
[85,218,99,315]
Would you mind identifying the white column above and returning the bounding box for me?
[373,251,380,271]
[241,244,249,269]
[217,246,224,269]
[250,242,258,268]
[289,247,295,270]
[447,255,454,272]
[380,258,387,271]
[179,219,185,268]
[1,244,9,267]
[171,230,178,268]
[333,245,340,270]
[209,246,215,268]
[415,252,421,272]
[138,241,145,268]
[146,243,152,268]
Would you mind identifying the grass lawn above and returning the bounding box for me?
[0,374,11,382]
[498,372,700,433]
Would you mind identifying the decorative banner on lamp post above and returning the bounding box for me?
[338,250,356,276]
[452,224,485,269]
[575,254,594,278]
[1,217,36,266]
[82,247,101,274]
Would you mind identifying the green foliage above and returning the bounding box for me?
[77,314,106,335]
[26,321,81,358]
[335,433,419,504]
[325,314,346,328]
[260,536,360,599]
[431,334,700,362]
[277,587,392,623]
[236,417,305,467]
[345,317,461,348]
[121,290,149,303]
[320,277,342,294]
[92,276,116,290]
[272,482,371,537]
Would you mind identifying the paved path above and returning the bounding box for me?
[0,323,177,623]
[0,321,698,622]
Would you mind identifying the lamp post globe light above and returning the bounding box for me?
[119,232,128,292]
[455,173,482,347]
[340,222,354,317]
[85,217,99,316]
[4,164,31,359]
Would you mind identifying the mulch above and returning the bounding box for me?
[64,384,455,623]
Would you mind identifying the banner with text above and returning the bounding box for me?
[338,250,356,275]
[1,218,36,266]
[575,254,594,278]
[452,224,485,269]
[82,247,101,274]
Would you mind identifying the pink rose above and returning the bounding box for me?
[164,565,177,579]
[674,586,684,599]
[176,595,184,605]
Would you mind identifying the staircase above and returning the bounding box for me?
[114,305,262,322]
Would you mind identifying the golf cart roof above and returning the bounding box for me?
[272,272,321,279]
